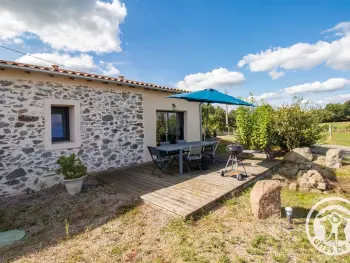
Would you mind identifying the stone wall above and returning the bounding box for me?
[0,78,144,197]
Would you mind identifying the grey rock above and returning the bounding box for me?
[102,115,114,121]
[20,131,28,136]
[103,149,112,157]
[0,122,10,128]
[325,149,342,168]
[18,115,39,122]
[130,144,138,149]
[15,122,25,128]
[41,152,53,158]
[4,179,21,186]
[6,168,26,180]
[102,139,111,144]
[108,154,117,161]
[23,148,35,154]
[0,80,14,86]
[283,147,313,164]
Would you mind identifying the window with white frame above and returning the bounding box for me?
[44,99,81,150]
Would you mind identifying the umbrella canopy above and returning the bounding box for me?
[167,88,254,140]
[167,88,254,106]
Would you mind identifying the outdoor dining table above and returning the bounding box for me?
[156,140,216,176]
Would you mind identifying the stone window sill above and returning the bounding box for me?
[46,141,81,150]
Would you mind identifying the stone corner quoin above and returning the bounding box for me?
[0,78,144,197]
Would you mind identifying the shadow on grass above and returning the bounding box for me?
[0,179,140,262]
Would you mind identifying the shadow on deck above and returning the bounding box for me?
[94,154,281,218]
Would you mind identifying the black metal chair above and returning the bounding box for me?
[204,139,221,164]
[184,145,204,172]
[148,146,175,177]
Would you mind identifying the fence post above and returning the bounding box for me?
[329,123,332,139]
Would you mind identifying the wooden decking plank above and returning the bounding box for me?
[142,194,198,216]
[129,168,193,184]
[95,154,281,218]
[154,185,217,204]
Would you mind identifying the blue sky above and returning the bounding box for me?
[1,0,350,106]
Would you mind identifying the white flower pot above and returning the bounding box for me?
[63,175,86,195]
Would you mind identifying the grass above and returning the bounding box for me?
[319,121,350,146]
[320,131,350,146]
[217,135,237,153]
[1,179,350,262]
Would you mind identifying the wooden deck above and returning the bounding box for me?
[95,154,281,218]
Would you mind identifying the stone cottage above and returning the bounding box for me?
[0,60,200,197]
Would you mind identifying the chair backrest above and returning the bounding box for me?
[148,146,159,159]
[212,139,221,154]
[178,140,186,144]
[188,145,203,157]
[160,141,170,145]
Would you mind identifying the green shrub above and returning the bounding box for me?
[273,98,322,150]
[235,97,322,151]
[56,153,87,180]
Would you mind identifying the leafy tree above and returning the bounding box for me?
[251,104,274,151]
[314,108,335,123]
[344,100,350,117]
[228,110,236,127]
[235,105,254,147]
[325,103,346,122]
[201,104,226,136]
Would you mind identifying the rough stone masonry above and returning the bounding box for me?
[0,79,144,197]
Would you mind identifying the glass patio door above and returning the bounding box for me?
[156,111,184,145]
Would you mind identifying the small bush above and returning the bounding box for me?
[56,153,87,180]
[236,97,322,151]
[273,98,322,150]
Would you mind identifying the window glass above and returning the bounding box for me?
[156,111,184,145]
[51,107,70,142]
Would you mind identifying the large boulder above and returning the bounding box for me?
[326,149,342,168]
[250,180,282,219]
[275,162,299,179]
[283,147,313,164]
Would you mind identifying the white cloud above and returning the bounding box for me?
[317,94,350,105]
[0,0,127,53]
[176,68,245,91]
[268,69,285,80]
[100,62,120,76]
[238,22,350,78]
[248,92,282,101]
[16,53,122,76]
[16,53,98,72]
[322,22,350,37]
[284,78,350,94]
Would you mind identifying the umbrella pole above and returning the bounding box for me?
[205,102,209,141]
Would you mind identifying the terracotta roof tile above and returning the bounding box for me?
[0,59,188,93]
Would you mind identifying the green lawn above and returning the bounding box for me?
[217,135,237,153]
[318,121,350,146]
[319,131,350,146]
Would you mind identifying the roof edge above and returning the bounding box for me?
[0,60,186,94]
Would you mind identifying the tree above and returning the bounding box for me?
[325,103,346,122]
[344,100,350,118]
[228,110,236,127]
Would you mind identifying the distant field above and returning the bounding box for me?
[319,121,350,146]
[217,135,237,153]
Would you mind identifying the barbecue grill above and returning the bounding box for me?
[221,144,247,180]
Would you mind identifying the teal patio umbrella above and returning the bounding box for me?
[167,88,254,139]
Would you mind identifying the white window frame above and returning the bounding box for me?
[44,99,81,150]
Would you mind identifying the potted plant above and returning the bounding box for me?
[56,153,87,195]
